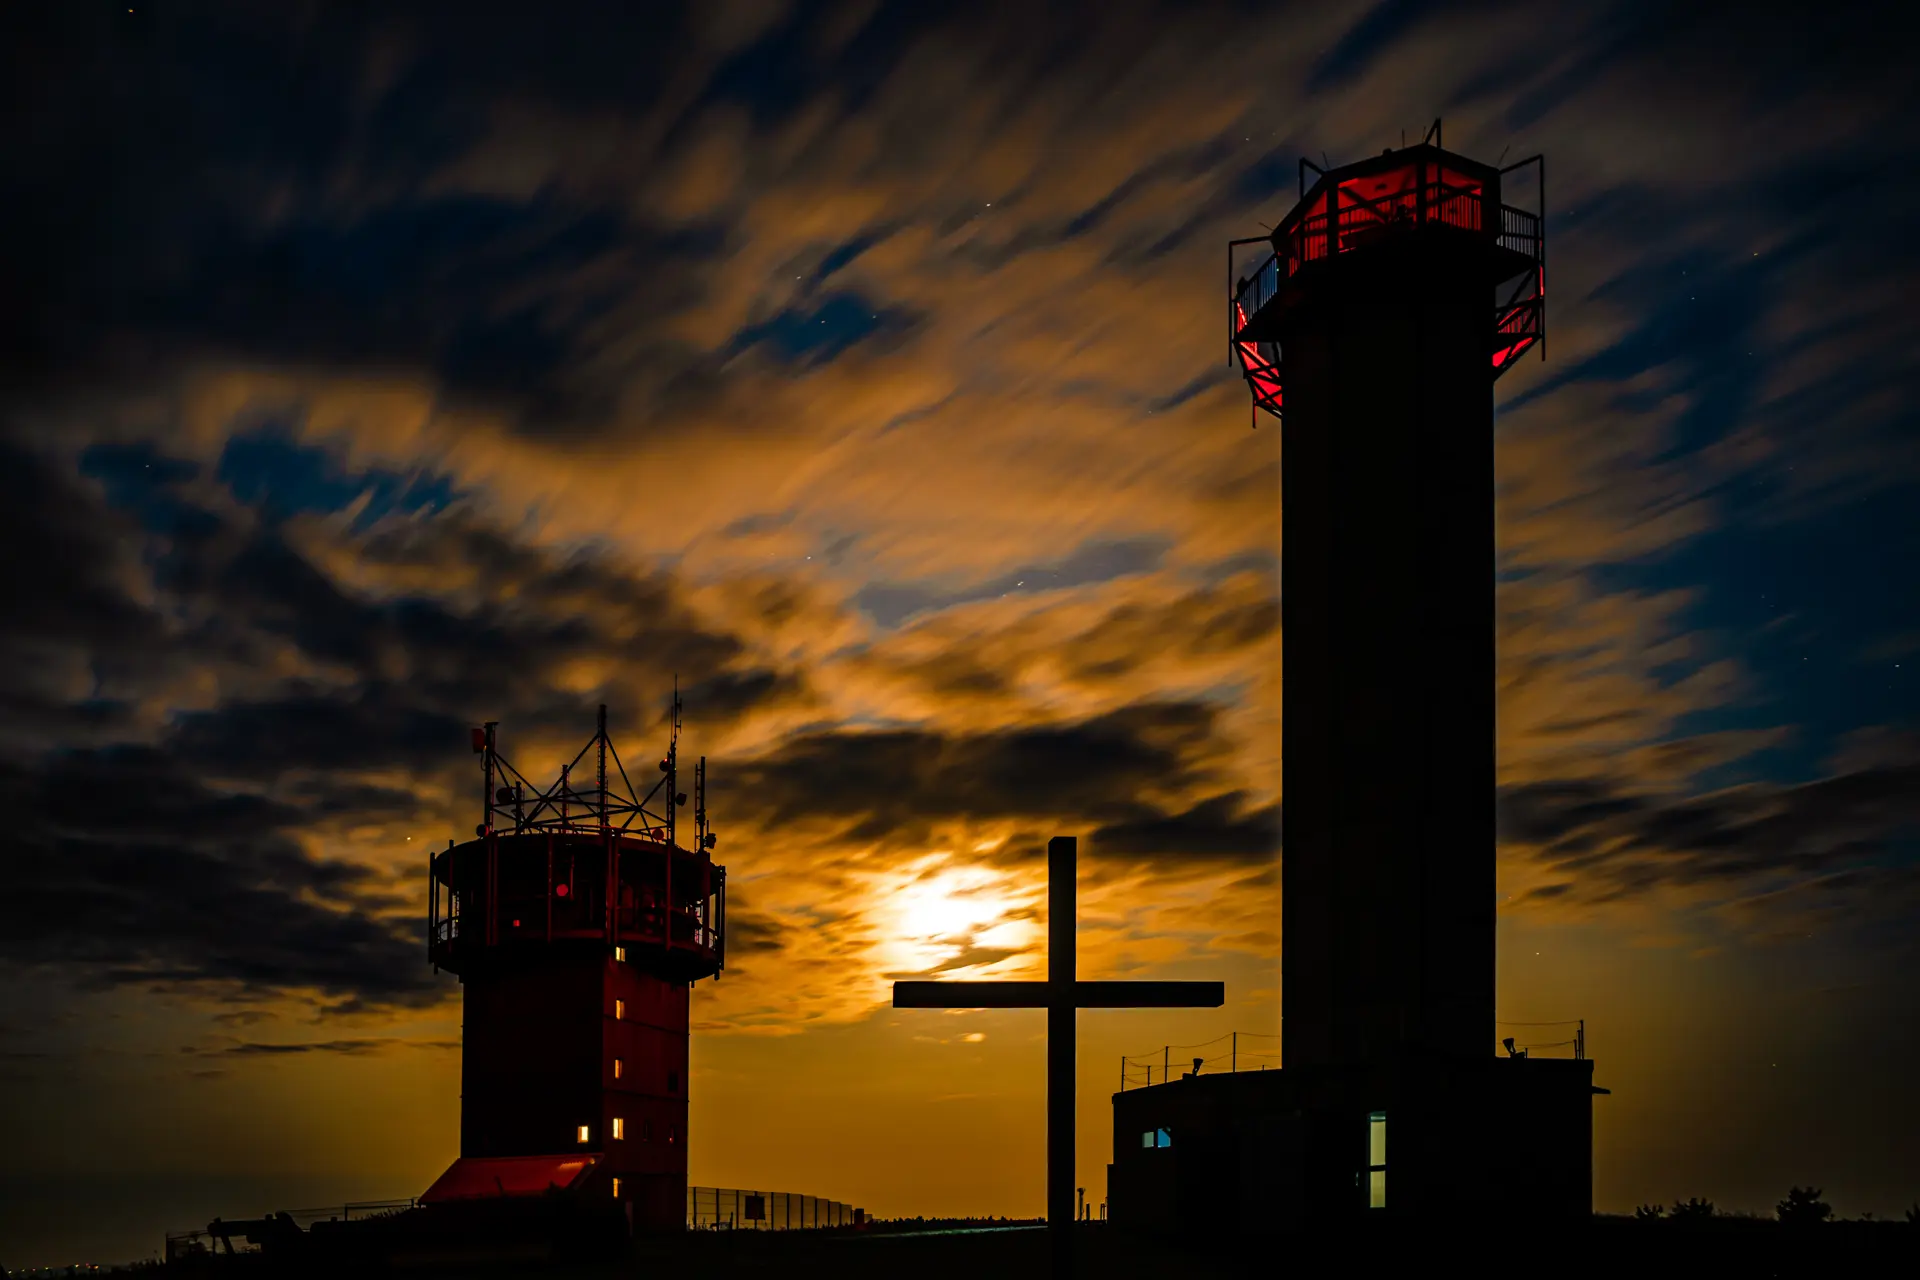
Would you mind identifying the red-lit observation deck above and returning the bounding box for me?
[429,708,726,981]
[1228,133,1544,422]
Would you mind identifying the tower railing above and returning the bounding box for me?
[1118,1031,1281,1090]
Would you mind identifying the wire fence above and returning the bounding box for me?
[1496,1018,1587,1060]
[1120,1031,1280,1090]
[687,1186,864,1231]
[1121,1018,1588,1087]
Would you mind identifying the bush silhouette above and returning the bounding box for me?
[1905,1202,1918,1225]
[1633,1203,1666,1220]
[1669,1197,1715,1221]
[1776,1186,1832,1224]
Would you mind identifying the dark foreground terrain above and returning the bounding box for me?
[156,1215,1917,1280]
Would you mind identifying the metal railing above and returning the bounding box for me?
[1120,1031,1281,1090]
[1498,1018,1587,1060]
[687,1186,864,1231]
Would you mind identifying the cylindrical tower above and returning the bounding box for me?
[425,701,726,1230]
[1229,130,1544,1072]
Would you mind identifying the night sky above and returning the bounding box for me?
[3,0,1917,1266]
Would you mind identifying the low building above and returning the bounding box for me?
[1108,1055,1596,1233]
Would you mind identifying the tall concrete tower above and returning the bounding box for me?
[1231,127,1543,1074]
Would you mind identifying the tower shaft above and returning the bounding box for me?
[1280,230,1496,1069]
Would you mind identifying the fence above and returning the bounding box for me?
[1497,1019,1587,1060]
[1122,1021,1588,1087]
[1120,1031,1280,1090]
[687,1186,863,1231]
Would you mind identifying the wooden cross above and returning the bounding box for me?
[894,835,1225,1278]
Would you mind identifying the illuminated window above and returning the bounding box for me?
[612,1117,624,1140]
[1141,1131,1153,1149]
[1368,1111,1387,1209]
[1142,1128,1171,1149]
[613,1058,623,1080]
[612,1177,622,1199]
[614,999,625,1020]
[576,1124,590,1144]
[614,946,626,962]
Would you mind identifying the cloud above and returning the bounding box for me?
[197,1037,459,1057]
[1499,731,1920,930]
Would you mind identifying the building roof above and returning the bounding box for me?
[419,1154,600,1203]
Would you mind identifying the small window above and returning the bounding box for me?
[1368,1111,1387,1209]
[614,946,626,962]
[613,1058,623,1080]
[612,1117,624,1140]
[1141,1131,1154,1149]
[576,1124,590,1144]
[668,1071,679,1093]
[612,1177,622,1199]
[1156,1128,1172,1148]
[614,998,625,1020]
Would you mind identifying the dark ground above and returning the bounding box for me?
[154,1216,1917,1280]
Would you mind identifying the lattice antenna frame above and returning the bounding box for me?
[477,696,684,843]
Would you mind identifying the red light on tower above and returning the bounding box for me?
[1227,121,1544,428]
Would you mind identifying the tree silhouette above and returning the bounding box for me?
[1905,1202,1918,1225]
[1670,1197,1715,1220]
[1633,1203,1666,1220]
[1776,1186,1832,1224]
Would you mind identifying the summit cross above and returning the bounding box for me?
[893,835,1225,1279]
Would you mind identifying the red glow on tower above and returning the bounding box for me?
[1227,127,1545,425]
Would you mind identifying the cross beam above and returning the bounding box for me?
[892,835,1224,1279]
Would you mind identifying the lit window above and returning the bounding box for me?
[612,1177,622,1199]
[576,1124,590,1144]
[614,946,626,962]
[615,999,625,1020]
[1141,1131,1154,1149]
[612,1117,624,1140]
[1368,1111,1387,1209]
[613,1058,623,1080]
[1156,1128,1172,1148]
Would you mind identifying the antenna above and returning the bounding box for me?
[695,755,712,851]
[597,703,609,836]
[1422,118,1442,148]
[667,678,682,845]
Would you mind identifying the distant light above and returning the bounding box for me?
[556,883,570,898]
[577,1125,590,1143]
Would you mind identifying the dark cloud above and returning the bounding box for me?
[1500,741,1920,913]
[719,700,1230,840]
[1090,791,1280,862]
[199,1037,458,1057]
[0,745,437,1010]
